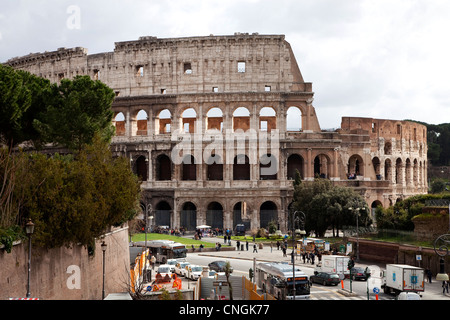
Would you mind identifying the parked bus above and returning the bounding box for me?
[256,262,310,300]
[146,240,187,263]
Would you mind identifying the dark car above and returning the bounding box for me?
[310,272,340,286]
[350,267,369,281]
[208,260,233,273]
[235,224,246,236]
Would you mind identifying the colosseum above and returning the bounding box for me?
[5,33,428,232]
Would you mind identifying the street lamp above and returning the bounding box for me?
[25,219,35,298]
[291,210,306,300]
[348,207,366,261]
[101,241,107,300]
[434,234,450,282]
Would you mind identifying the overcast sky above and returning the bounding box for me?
[1,0,449,129]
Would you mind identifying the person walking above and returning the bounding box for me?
[443,280,449,295]
[246,240,249,251]
[253,243,258,253]
[426,269,432,283]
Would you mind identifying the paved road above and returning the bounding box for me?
[185,235,450,300]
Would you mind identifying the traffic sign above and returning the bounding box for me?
[373,287,380,294]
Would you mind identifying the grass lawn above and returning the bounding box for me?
[131,233,219,248]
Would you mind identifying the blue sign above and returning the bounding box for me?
[373,287,380,294]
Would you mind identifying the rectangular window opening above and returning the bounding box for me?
[238,61,246,73]
[265,85,271,92]
[184,62,192,74]
[136,66,144,77]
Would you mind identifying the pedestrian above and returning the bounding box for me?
[237,240,240,251]
[443,281,449,294]
[276,241,280,250]
[282,245,287,257]
[246,241,249,251]
[150,255,156,269]
[302,252,306,264]
[426,269,432,283]
[253,243,258,253]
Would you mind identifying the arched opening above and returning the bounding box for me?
[395,158,403,184]
[156,154,172,181]
[206,154,223,180]
[287,154,304,180]
[182,155,197,181]
[384,141,392,155]
[371,200,382,225]
[136,109,148,135]
[206,107,223,132]
[134,156,147,181]
[155,201,171,227]
[180,202,197,231]
[260,201,277,229]
[233,202,251,230]
[259,153,277,180]
[384,159,392,182]
[233,154,250,180]
[206,202,223,230]
[314,154,331,179]
[114,112,126,136]
[347,154,364,179]
[157,109,171,134]
[233,107,250,132]
[286,106,302,131]
[182,108,197,133]
[259,107,276,132]
[372,157,381,180]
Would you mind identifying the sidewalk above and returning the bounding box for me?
[192,237,450,300]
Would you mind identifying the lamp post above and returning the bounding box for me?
[101,241,107,300]
[25,219,35,298]
[291,210,306,300]
[434,234,450,283]
[349,207,366,262]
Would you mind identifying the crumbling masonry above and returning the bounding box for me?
[5,33,428,232]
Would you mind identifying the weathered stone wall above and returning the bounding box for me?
[4,34,428,233]
[1,226,130,300]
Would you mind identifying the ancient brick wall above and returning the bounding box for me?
[1,226,130,300]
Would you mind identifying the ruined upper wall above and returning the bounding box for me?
[4,33,312,96]
[340,117,427,142]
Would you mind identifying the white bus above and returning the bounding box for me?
[256,262,310,300]
[146,240,187,263]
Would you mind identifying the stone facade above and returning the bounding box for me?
[5,33,428,232]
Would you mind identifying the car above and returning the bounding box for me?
[186,265,204,280]
[156,264,173,277]
[175,261,191,276]
[397,292,421,300]
[350,267,369,281]
[310,272,340,286]
[166,259,178,272]
[208,260,233,273]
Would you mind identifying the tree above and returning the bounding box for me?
[34,75,115,152]
[0,65,32,146]
[292,178,370,237]
[12,137,141,250]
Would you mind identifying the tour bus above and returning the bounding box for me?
[147,240,187,263]
[256,262,310,300]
